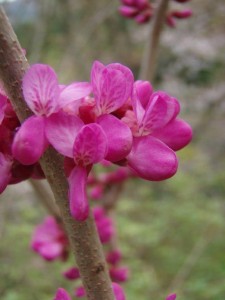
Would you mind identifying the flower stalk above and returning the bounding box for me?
[0,6,114,300]
[139,0,170,82]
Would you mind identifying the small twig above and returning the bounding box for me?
[29,179,61,221]
[0,7,114,300]
[139,0,169,82]
[167,226,215,292]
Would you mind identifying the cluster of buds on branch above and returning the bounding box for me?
[119,0,192,27]
[31,207,128,299]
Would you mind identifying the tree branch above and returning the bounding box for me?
[0,6,114,300]
[139,0,169,82]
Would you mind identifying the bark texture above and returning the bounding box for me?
[0,7,114,300]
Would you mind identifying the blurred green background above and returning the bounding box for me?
[0,0,225,299]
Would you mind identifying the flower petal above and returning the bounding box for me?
[68,166,89,221]
[166,294,177,300]
[54,288,72,300]
[12,116,47,165]
[0,153,12,193]
[91,61,133,114]
[39,243,63,261]
[58,82,92,109]
[73,123,108,166]
[0,93,7,125]
[97,114,133,162]
[127,135,178,181]
[22,64,60,116]
[139,92,180,135]
[152,118,192,151]
[112,282,126,300]
[45,111,84,158]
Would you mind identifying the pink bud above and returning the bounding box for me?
[90,185,103,200]
[135,11,152,23]
[166,293,177,300]
[173,0,190,2]
[54,288,71,300]
[119,6,139,18]
[172,9,193,19]
[63,267,80,280]
[112,282,126,300]
[107,249,122,265]
[74,286,86,298]
[110,266,129,282]
[166,15,176,28]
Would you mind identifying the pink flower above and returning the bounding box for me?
[74,286,86,298]
[31,216,68,261]
[63,267,80,280]
[54,288,71,300]
[93,207,115,243]
[166,293,177,300]
[166,9,192,27]
[110,266,129,282]
[119,0,153,24]
[12,64,92,165]
[45,61,133,221]
[107,249,122,265]
[123,81,192,181]
[112,282,126,300]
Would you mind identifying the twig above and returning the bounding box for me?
[0,7,114,300]
[139,0,169,82]
[29,179,61,221]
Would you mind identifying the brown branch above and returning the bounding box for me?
[29,179,61,221]
[139,0,169,82]
[0,6,114,300]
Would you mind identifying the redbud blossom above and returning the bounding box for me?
[54,288,71,300]
[31,216,68,261]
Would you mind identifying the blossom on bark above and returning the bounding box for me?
[12,64,92,165]
[31,216,69,261]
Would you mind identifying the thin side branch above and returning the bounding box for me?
[139,0,169,82]
[0,7,114,300]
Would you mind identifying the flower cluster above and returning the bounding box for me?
[0,84,44,194]
[7,61,192,222]
[31,207,129,299]
[119,0,192,27]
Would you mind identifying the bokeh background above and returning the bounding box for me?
[0,0,225,299]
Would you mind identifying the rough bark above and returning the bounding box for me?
[0,6,114,300]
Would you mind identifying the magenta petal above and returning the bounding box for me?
[58,82,92,109]
[12,116,47,165]
[74,286,86,298]
[97,114,133,162]
[22,64,60,116]
[73,123,108,166]
[68,166,89,221]
[152,118,193,151]
[127,136,178,181]
[91,61,133,114]
[112,282,126,300]
[134,80,153,108]
[54,288,72,300]
[39,243,63,261]
[0,153,12,193]
[0,93,7,124]
[45,111,84,158]
[140,92,180,135]
[166,293,177,300]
